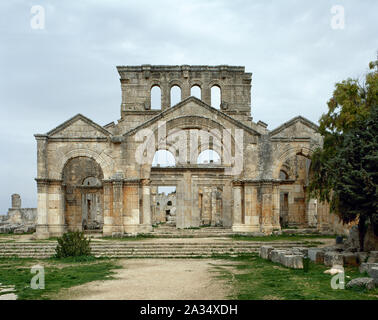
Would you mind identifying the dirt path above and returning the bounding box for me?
[55,259,234,300]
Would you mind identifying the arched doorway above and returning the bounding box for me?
[62,157,104,232]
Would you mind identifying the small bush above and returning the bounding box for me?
[55,231,92,258]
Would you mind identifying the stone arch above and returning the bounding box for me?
[210,84,221,109]
[55,148,114,180]
[197,149,221,164]
[273,146,315,179]
[140,116,237,178]
[170,84,182,107]
[190,85,202,100]
[150,84,162,110]
[152,149,176,167]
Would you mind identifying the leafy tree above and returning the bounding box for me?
[308,60,378,250]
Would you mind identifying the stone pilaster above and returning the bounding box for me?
[102,181,113,236]
[141,179,152,232]
[231,182,243,231]
[36,179,49,239]
[47,180,65,237]
[112,179,124,234]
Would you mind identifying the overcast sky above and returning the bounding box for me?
[0,0,377,213]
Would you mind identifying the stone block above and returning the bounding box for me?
[368,267,378,285]
[356,252,369,264]
[346,278,375,290]
[341,253,359,266]
[292,247,308,256]
[259,245,274,260]
[281,255,304,269]
[308,248,325,264]
[367,251,378,263]
[270,250,288,263]
[359,262,378,274]
[324,251,343,267]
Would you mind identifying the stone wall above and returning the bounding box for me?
[0,194,37,233]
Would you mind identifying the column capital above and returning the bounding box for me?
[141,178,151,186]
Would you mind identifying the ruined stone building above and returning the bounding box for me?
[34,65,342,238]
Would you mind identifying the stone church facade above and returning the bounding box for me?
[34,65,339,238]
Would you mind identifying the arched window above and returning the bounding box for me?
[211,85,221,109]
[82,177,101,186]
[152,150,176,167]
[197,149,221,164]
[170,85,181,107]
[151,86,161,110]
[190,85,201,100]
[279,170,289,180]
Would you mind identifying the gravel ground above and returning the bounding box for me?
[54,259,234,300]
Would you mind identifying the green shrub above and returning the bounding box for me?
[55,231,92,258]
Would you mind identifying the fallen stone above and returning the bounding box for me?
[356,252,369,264]
[281,255,303,269]
[369,267,378,285]
[324,251,344,267]
[270,250,289,264]
[308,248,325,264]
[292,247,308,256]
[259,245,274,260]
[367,251,378,263]
[324,264,344,275]
[359,262,378,274]
[341,253,359,266]
[346,277,375,290]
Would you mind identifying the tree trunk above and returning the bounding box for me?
[358,216,367,252]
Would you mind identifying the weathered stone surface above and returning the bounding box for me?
[369,267,378,285]
[346,278,375,290]
[308,248,325,264]
[31,64,350,238]
[259,245,274,260]
[281,255,304,269]
[356,252,369,264]
[270,250,289,263]
[292,247,308,256]
[341,253,359,267]
[324,251,344,267]
[367,251,378,263]
[359,262,378,274]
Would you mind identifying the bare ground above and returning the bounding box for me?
[54,259,235,300]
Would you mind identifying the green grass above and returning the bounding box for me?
[229,234,336,242]
[0,257,121,300]
[211,254,378,300]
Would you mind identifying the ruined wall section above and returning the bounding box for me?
[116,65,253,133]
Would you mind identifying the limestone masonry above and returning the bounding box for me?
[34,65,346,238]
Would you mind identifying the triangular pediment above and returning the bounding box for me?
[269,116,319,139]
[124,96,261,137]
[47,114,111,138]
